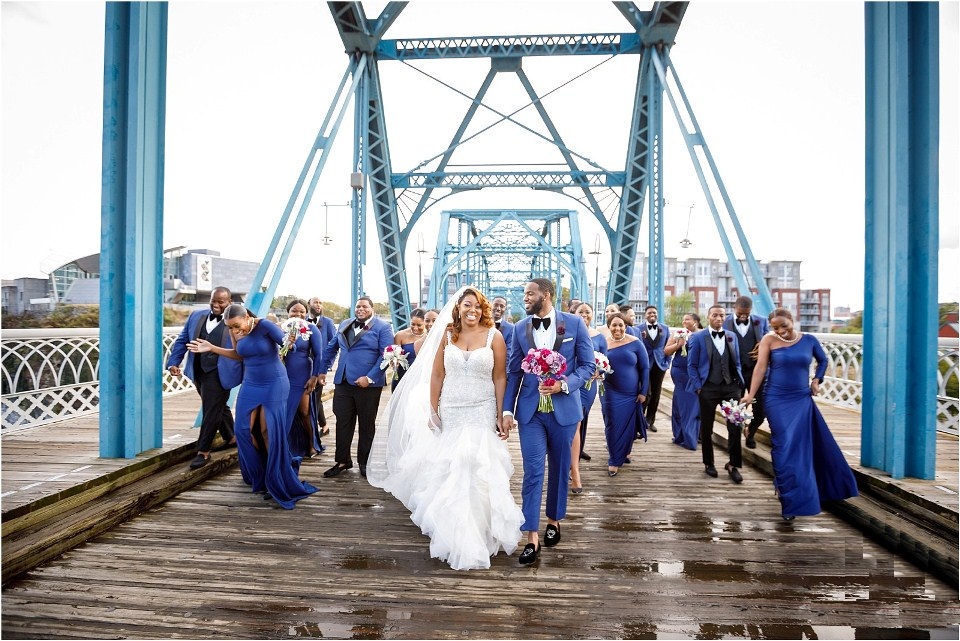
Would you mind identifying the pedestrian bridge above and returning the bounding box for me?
[1,367,957,638]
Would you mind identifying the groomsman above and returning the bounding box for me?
[722,295,770,448]
[503,279,596,565]
[566,298,582,313]
[318,296,394,478]
[492,296,515,358]
[686,304,745,483]
[619,304,641,337]
[639,305,671,433]
[166,287,242,469]
[307,296,337,435]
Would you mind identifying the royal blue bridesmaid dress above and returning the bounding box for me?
[601,340,650,467]
[670,345,700,450]
[764,334,858,518]
[578,333,608,451]
[283,321,326,458]
[391,342,418,392]
[235,319,317,509]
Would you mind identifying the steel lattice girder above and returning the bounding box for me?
[427,210,589,314]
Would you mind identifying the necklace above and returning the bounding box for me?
[774,331,800,344]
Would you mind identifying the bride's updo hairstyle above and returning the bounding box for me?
[225,303,257,320]
[447,287,494,342]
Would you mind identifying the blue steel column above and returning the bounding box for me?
[99,2,167,458]
[646,49,665,313]
[863,2,938,479]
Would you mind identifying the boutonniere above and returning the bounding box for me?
[557,325,566,336]
[641,330,648,339]
[727,335,734,343]
[753,319,760,326]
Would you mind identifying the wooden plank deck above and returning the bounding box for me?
[2,384,958,639]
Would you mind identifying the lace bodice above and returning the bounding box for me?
[439,328,496,418]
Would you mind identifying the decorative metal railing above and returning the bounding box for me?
[2,330,957,435]
[1,328,193,432]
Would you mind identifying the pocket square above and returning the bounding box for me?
[562,337,573,343]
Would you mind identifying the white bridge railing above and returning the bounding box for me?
[2,329,957,435]
[1,328,193,433]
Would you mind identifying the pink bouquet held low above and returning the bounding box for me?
[380,344,410,384]
[520,347,568,413]
[279,318,312,359]
[720,399,754,428]
[673,328,691,356]
[585,350,613,396]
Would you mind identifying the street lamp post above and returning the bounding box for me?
[589,235,602,326]
[417,233,427,308]
[321,201,351,245]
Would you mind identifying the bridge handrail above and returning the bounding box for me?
[2,329,956,435]
[1,327,193,432]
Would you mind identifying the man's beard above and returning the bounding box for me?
[526,298,544,316]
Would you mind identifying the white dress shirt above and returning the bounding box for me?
[711,329,727,355]
[532,309,557,350]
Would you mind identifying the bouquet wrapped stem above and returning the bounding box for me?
[521,348,568,414]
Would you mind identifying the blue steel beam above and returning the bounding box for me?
[645,53,665,313]
[99,1,167,458]
[378,32,641,60]
[863,2,938,480]
[395,171,624,189]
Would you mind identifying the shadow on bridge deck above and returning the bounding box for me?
[1,382,958,639]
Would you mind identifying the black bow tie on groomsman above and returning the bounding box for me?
[209,313,222,322]
[736,318,749,326]
[648,324,658,331]
[353,320,366,329]
[531,317,551,330]
[712,330,725,338]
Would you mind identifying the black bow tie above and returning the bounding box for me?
[209,313,222,322]
[532,317,551,330]
[712,330,725,338]
[648,324,657,331]
[353,320,366,330]
[736,319,749,326]
[495,321,502,329]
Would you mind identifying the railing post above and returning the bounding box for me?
[863,2,939,479]
[99,2,168,457]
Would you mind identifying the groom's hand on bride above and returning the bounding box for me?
[495,418,509,441]
[502,414,516,433]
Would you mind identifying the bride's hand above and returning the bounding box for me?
[427,409,442,431]
[496,417,509,441]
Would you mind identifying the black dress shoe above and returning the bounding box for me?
[782,514,795,522]
[543,523,561,547]
[518,543,540,565]
[725,463,743,484]
[624,457,631,464]
[648,424,658,432]
[704,464,718,478]
[579,451,591,461]
[359,465,367,478]
[571,486,583,495]
[189,454,209,470]
[323,463,352,478]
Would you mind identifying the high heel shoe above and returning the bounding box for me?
[571,486,583,494]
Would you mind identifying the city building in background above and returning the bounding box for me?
[1,248,259,315]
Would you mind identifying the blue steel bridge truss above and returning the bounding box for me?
[244,0,774,329]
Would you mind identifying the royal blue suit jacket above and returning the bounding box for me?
[497,319,515,360]
[309,315,337,353]
[721,313,770,344]
[166,309,243,389]
[639,322,672,371]
[320,317,394,386]
[685,328,745,393]
[505,311,597,425]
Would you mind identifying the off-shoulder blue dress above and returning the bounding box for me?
[601,340,650,467]
[670,346,700,450]
[235,319,317,509]
[764,334,858,518]
[283,321,325,458]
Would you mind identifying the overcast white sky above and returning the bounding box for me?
[2,1,957,312]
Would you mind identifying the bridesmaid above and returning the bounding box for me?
[666,312,702,450]
[569,302,607,493]
[601,312,649,477]
[189,304,317,509]
[390,308,426,391]
[282,299,325,459]
[741,308,858,521]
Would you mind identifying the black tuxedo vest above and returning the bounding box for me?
[199,320,224,373]
[707,338,737,385]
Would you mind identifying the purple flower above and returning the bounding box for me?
[557,325,566,336]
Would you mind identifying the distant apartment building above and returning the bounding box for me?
[1,248,260,314]
[622,253,832,332]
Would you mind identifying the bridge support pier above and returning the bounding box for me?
[99,2,168,457]
[863,2,939,479]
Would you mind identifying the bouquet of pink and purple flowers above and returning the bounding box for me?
[720,399,754,428]
[520,347,567,413]
[584,350,613,396]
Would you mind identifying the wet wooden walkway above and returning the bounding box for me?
[2,385,958,639]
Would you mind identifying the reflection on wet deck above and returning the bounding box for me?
[1,395,958,639]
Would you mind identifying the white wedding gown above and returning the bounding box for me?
[377,328,523,570]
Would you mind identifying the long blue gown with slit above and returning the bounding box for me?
[670,347,700,450]
[284,322,325,458]
[764,334,857,517]
[235,319,317,509]
[601,340,649,467]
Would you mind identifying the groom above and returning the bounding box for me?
[503,278,596,565]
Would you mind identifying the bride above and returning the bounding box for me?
[367,286,524,570]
